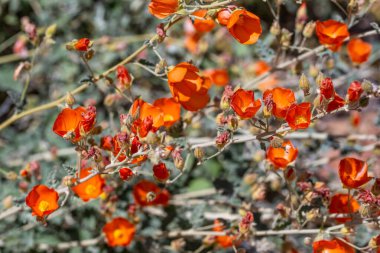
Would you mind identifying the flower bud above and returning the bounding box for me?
[270,21,281,36]
[228,115,239,131]
[215,131,230,149]
[280,29,293,48]
[263,106,272,118]
[63,175,74,187]
[84,49,95,60]
[6,171,18,181]
[304,237,312,245]
[326,58,334,70]
[308,65,319,78]
[194,147,204,161]
[284,167,296,182]
[145,131,160,145]
[171,238,186,252]
[315,72,325,87]
[302,21,316,38]
[65,92,75,107]
[362,80,374,94]
[299,73,311,96]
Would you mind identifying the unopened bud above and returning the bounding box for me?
[171,238,186,251]
[308,65,319,78]
[194,147,204,160]
[6,171,18,181]
[63,176,74,187]
[84,49,95,60]
[326,58,334,70]
[263,106,272,118]
[299,73,310,96]
[348,0,359,14]
[174,156,184,171]
[270,21,281,36]
[284,167,296,182]
[302,21,316,38]
[304,237,312,245]
[65,92,75,107]
[280,29,292,48]
[315,72,325,87]
[362,80,373,94]
[145,131,160,145]
[228,116,239,131]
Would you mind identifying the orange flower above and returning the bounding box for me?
[230,88,261,119]
[285,102,312,130]
[203,69,230,87]
[148,0,178,19]
[213,219,237,248]
[313,238,355,253]
[315,20,349,51]
[347,81,363,103]
[167,62,211,111]
[320,78,335,101]
[217,8,232,26]
[326,93,345,113]
[153,98,181,127]
[192,10,215,33]
[74,38,91,51]
[347,38,372,64]
[252,61,278,91]
[339,157,371,189]
[329,193,359,223]
[133,180,170,206]
[53,106,96,142]
[100,135,114,151]
[130,99,164,137]
[103,217,135,247]
[267,140,298,169]
[72,167,105,202]
[227,9,262,45]
[263,87,296,119]
[185,31,203,54]
[25,185,59,217]
[153,163,170,183]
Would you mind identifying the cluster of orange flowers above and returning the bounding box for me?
[316,19,372,64]
[21,0,378,250]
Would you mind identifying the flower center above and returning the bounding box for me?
[38,200,50,212]
[85,185,97,195]
[113,229,124,239]
[295,115,308,125]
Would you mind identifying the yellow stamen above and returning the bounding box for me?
[85,185,96,195]
[38,200,50,212]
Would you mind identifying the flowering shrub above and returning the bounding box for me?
[0,0,380,252]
